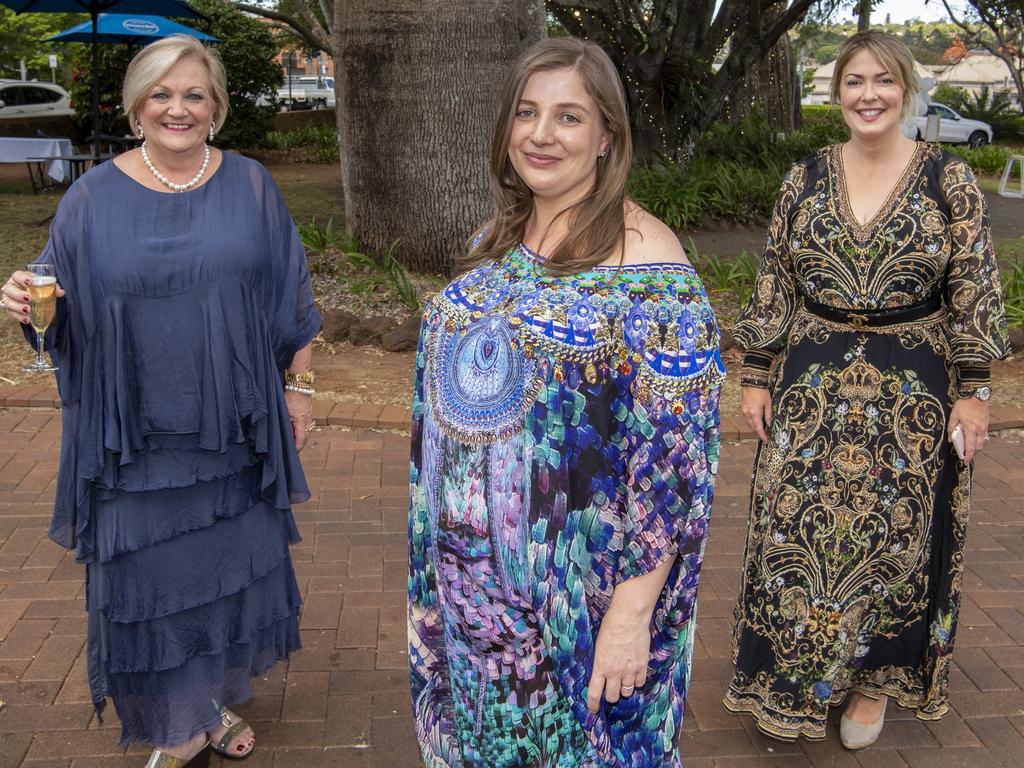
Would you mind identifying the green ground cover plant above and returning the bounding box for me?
[264,124,340,163]
[297,218,419,311]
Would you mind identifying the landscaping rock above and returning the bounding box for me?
[1009,326,1024,354]
[350,315,397,346]
[382,313,423,352]
[321,309,358,343]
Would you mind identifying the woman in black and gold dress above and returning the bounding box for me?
[723,31,1009,748]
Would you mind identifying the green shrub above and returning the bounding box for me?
[943,143,1012,175]
[629,153,784,230]
[1003,258,1024,329]
[989,114,1024,145]
[931,84,970,113]
[299,219,418,310]
[630,112,850,230]
[265,124,339,163]
[690,246,759,306]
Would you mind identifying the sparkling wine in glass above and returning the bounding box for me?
[23,263,59,373]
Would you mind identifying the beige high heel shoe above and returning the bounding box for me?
[840,696,887,750]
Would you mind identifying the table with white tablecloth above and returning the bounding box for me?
[0,136,74,181]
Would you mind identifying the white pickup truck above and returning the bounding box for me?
[277,76,335,111]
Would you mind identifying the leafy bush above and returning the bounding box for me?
[66,43,134,137]
[961,85,1018,123]
[989,114,1024,145]
[265,124,340,163]
[690,245,759,307]
[931,84,970,113]
[630,111,850,229]
[1003,258,1024,329]
[943,143,1013,175]
[629,154,784,230]
[299,219,419,310]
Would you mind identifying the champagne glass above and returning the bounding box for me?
[23,263,59,373]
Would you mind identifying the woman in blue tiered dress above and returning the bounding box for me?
[2,37,319,766]
[408,38,724,767]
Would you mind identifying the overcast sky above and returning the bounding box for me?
[856,1,959,24]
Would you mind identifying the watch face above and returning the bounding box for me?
[976,386,992,401]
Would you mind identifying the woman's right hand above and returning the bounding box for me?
[741,386,773,443]
[2,270,65,324]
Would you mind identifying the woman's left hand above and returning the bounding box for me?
[949,397,989,463]
[586,603,651,713]
[285,389,313,452]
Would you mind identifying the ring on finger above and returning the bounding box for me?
[621,684,635,692]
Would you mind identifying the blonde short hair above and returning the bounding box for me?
[830,30,920,119]
[122,34,229,138]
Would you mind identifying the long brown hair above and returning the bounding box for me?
[460,37,633,276]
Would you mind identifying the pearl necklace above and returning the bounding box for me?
[140,141,211,192]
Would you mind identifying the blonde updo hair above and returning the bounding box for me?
[830,30,920,120]
[122,34,229,138]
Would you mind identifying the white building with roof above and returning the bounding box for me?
[935,52,1020,109]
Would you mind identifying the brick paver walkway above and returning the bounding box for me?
[1,408,1023,767]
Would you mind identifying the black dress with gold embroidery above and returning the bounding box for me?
[723,143,1009,740]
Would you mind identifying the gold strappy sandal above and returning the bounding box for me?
[144,738,211,768]
[210,707,255,760]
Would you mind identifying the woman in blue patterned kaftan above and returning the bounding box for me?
[408,38,725,767]
[2,38,319,766]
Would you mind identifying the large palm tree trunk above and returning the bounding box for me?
[333,0,545,274]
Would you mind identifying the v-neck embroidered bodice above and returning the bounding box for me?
[733,143,1007,368]
[832,142,924,241]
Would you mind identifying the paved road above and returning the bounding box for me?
[1,409,1023,767]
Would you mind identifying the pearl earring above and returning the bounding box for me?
[135,120,144,139]
[209,123,215,142]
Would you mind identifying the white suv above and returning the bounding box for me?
[0,80,73,119]
[913,102,993,147]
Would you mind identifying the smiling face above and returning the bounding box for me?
[136,55,216,157]
[507,67,610,209]
[838,48,907,141]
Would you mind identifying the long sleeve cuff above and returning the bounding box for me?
[956,364,991,396]
[740,349,776,388]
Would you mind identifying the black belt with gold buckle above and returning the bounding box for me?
[803,297,942,329]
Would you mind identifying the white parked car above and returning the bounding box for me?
[912,102,993,147]
[0,80,73,119]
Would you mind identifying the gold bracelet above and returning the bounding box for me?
[285,370,315,387]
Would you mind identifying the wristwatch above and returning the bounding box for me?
[961,385,992,401]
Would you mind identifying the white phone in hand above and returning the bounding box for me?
[951,424,966,462]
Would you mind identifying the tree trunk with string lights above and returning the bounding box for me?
[726,1,802,133]
[547,0,838,165]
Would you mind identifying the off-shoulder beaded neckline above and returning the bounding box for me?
[515,242,695,273]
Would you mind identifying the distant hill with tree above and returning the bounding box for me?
[792,19,962,66]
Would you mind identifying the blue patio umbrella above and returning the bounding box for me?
[0,0,202,159]
[49,13,216,45]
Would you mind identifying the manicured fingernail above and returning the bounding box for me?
[22,306,28,313]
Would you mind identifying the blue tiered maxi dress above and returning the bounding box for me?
[29,153,321,747]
